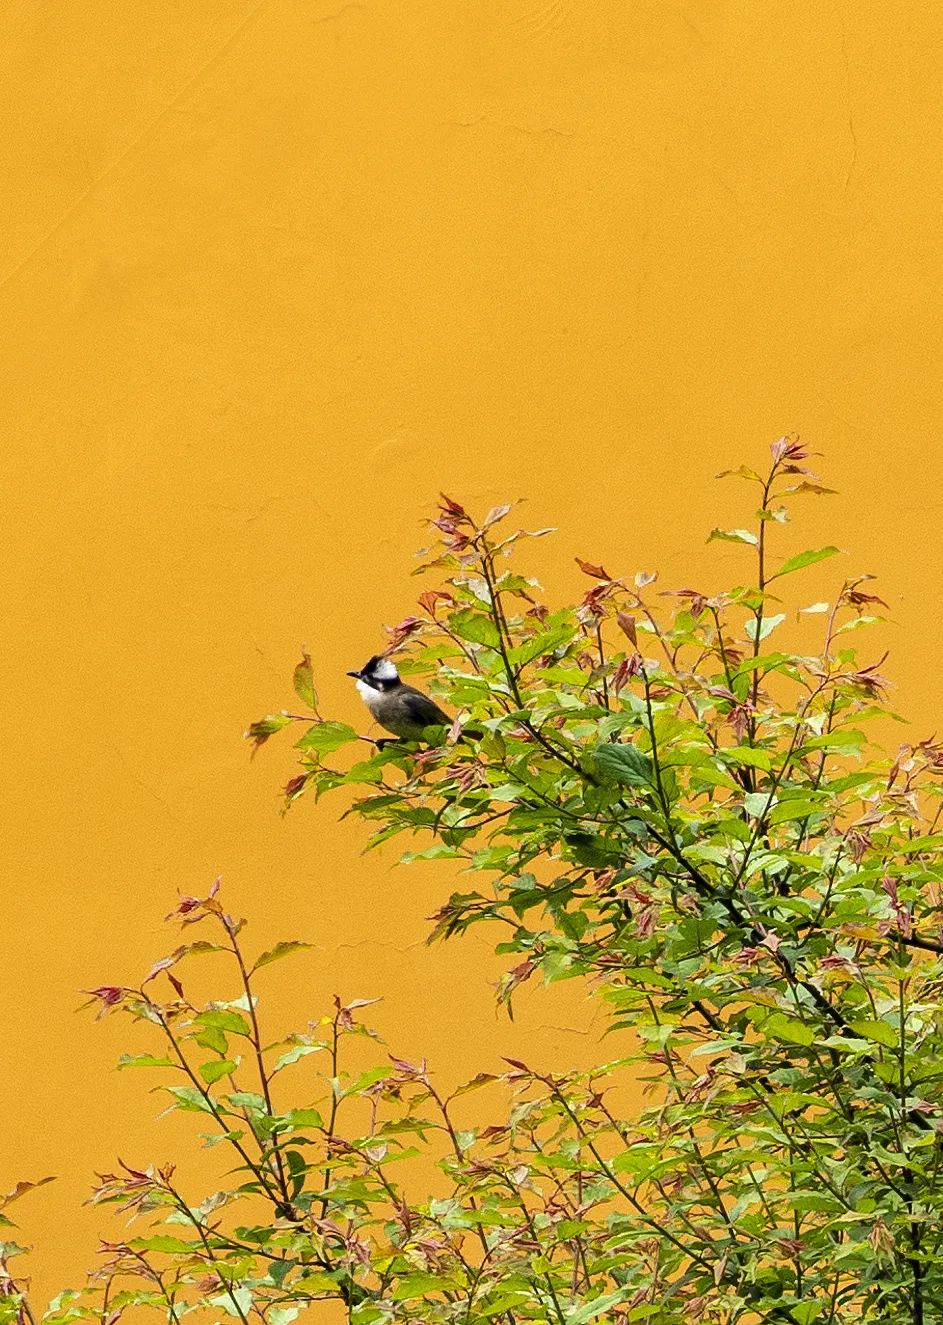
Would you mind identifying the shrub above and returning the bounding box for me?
[6,439,942,1323]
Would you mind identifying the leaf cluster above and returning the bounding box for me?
[8,440,943,1325]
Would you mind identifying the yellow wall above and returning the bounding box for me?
[3,0,942,1297]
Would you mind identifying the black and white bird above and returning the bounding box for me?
[347,655,453,743]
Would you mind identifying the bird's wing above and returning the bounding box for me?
[401,688,451,728]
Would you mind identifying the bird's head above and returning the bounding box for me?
[346,655,401,692]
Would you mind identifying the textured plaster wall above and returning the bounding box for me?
[2,0,942,1293]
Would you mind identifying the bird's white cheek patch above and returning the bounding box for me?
[373,658,399,681]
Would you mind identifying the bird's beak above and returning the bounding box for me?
[346,670,361,679]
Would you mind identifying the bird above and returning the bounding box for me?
[347,655,454,744]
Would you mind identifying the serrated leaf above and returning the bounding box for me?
[392,1273,447,1301]
[771,546,841,579]
[591,742,653,787]
[224,1091,267,1112]
[450,609,501,649]
[195,1025,228,1054]
[129,1235,199,1255]
[744,792,772,817]
[850,1019,898,1049]
[575,557,611,580]
[291,1273,340,1293]
[449,1072,498,1100]
[245,714,291,752]
[763,1013,815,1047]
[273,1044,323,1073]
[790,1303,824,1324]
[716,465,762,483]
[342,1066,392,1096]
[250,940,313,974]
[296,721,358,754]
[724,746,773,772]
[745,613,785,643]
[293,649,317,709]
[117,1054,176,1070]
[707,527,758,546]
[199,1059,238,1084]
[196,1010,251,1037]
[566,1290,628,1324]
[801,728,864,752]
[767,799,820,825]
[0,1177,55,1210]
[287,1108,324,1129]
[164,1086,213,1113]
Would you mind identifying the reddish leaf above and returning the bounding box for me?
[0,1177,55,1210]
[575,556,611,581]
[386,616,423,649]
[418,589,454,616]
[616,613,637,645]
[143,956,176,984]
[438,494,468,521]
[483,503,513,528]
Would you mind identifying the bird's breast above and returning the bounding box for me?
[355,678,384,715]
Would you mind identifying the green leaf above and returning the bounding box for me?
[896,833,943,855]
[195,1025,229,1054]
[611,1144,662,1177]
[763,1013,815,1047]
[801,728,864,753]
[707,527,758,546]
[293,649,317,709]
[450,1072,498,1100]
[768,798,820,825]
[199,1059,238,1084]
[287,1108,324,1129]
[342,1067,392,1096]
[291,1273,341,1293]
[591,742,653,787]
[269,1309,302,1325]
[273,1044,322,1073]
[790,1304,824,1325]
[771,546,841,580]
[245,714,292,750]
[744,792,772,818]
[724,746,773,772]
[450,609,501,648]
[566,1291,628,1324]
[196,1010,252,1037]
[129,1235,199,1255]
[745,613,785,643]
[850,1019,898,1049]
[224,1091,267,1113]
[116,1054,175,1070]
[716,464,762,483]
[164,1085,214,1113]
[250,940,313,974]
[209,1286,253,1318]
[392,1273,447,1301]
[510,624,574,668]
[296,721,359,754]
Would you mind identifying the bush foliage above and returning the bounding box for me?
[6,440,943,1324]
